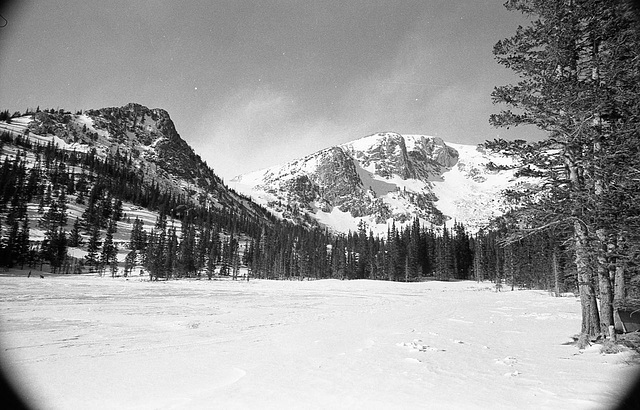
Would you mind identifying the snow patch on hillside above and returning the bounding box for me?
[352,159,396,197]
[343,131,399,153]
[314,207,368,234]
[74,114,109,138]
[431,143,522,229]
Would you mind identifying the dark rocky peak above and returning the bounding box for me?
[312,147,363,206]
[342,132,460,182]
[404,135,459,181]
[343,132,414,179]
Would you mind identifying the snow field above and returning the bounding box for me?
[0,275,637,409]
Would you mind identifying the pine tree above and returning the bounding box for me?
[69,217,82,247]
[5,211,19,267]
[124,250,137,277]
[207,226,221,279]
[85,225,101,269]
[129,217,146,251]
[331,236,346,280]
[452,222,473,279]
[16,216,30,269]
[43,227,67,273]
[406,218,422,281]
[385,222,401,281]
[53,228,67,273]
[101,220,117,276]
[178,220,196,277]
[490,0,640,341]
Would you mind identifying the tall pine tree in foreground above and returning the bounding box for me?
[490,0,640,343]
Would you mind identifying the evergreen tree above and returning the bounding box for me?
[101,220,117,276]
[43,227,67,273]
[85,225,101,269]
[124,250,137,277]
[16,216,30,269]
[69,217,83,247]
[164,227,178,279]
[406,218,423,281]
[452,222,473,279]
[129,217,147,251]
[490,0,640,341]
[4,211,20,267]
[178,220,197,277]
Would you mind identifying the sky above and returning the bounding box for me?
[0,0,542,180]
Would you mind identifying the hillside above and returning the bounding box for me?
[0,104,275,278]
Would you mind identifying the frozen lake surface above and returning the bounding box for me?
[0,273,637,409]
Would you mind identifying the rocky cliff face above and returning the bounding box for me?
[78,103,219,193]
[342,132,459,181]
[231,132,530,234]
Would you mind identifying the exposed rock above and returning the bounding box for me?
[231,132,532,235]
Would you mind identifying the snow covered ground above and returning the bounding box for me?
[0,273,637,409]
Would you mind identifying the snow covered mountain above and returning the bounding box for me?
[230,132,533,235]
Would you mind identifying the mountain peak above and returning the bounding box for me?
[231,132,530,235]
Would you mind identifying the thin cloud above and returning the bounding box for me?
[194,86,348,179]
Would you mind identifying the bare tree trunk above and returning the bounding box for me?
[575,220,600,338]
[596,228,614,337]
[591,117,615,337]
[614,265,626,304]
[613,233,626,332]
[552,245,561,296]
[612,233,626,302]
[232,248,239,281]
[566,150,599,342]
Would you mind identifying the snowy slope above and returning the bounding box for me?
[231,132,535,235]
[430,142,521,230]
[0,274,636,410]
